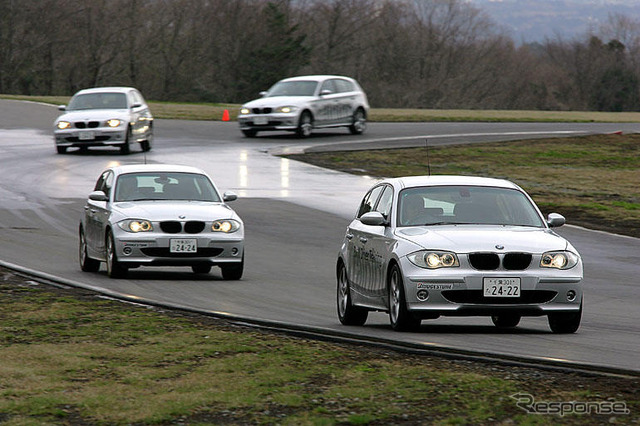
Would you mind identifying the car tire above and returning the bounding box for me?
[56,146,67,154]
[242,129,258,138]
[140,131,152,152]
[388,263,421,331]
[105,230,127,278]
[192,264,212,274]
[221,255,244,280]
[548,300,582,334]
[491,314,521,328]
[348,108,366,135]
[337,261,368,326]
[296,111,313,138]
[120,127,131,155]
[79,226,100,272]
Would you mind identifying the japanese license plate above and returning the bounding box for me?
[253,116,268,125]
[78,131,95,140]
[170,238,197,253]
[483,278,520,297]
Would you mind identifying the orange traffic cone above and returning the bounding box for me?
[222,109,230,121]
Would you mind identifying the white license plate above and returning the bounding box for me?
[483,278,521,297]
[253,116,268,125]
[78,131,95,140]
[170,239,197,253]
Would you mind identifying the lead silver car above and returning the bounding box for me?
[79,164,244,279]
[337,176,583,333]
[238,75,369,138]
[54,86,153,154]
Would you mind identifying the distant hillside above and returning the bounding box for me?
[467,0,640,42]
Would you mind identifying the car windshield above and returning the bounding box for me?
[266,81,318,97]
[398,185,544,227]
[67,93,127,110]
[114,172,221,202]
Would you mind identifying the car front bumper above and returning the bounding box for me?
[399,257,583,317]
[54,127,127,147]
[238,113,299,131]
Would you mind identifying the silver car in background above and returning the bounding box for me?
[79,164,244,279]
[238,75,369,138]
[54,86,153,154]
[337,176,583,333]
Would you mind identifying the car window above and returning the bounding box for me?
[375,186,394,219]
[68,93,127,110]
[132,90,144,106]
[93,170,114,198]
[357,186,385,218]
[398,186,544,227]
[334,79,355,93]
[267,81,318,97]
[320,79,337,94]
[114,172,221,202]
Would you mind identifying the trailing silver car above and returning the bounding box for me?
[54,86,153,154]
[79,164,244,279]
[337,176,583,333]
[238,75,369,138]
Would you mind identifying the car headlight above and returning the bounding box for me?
[276,106,297,113]
[106,119,121,127]
[118,220,153,233]
[240,107,251,115]
[57,121,71,129]
[408,251,459,269]
[540,251,579,269]
[212,219,241,233]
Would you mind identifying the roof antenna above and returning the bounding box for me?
[426,138,431,176]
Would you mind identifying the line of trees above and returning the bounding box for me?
[1,0,639,111]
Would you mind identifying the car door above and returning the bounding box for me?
[333,78,357,124]
[317,79,340,126]
[85,170,113,258]
[131,90,152,139]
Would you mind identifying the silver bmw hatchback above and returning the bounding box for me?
[337,175,583,333]
[79,164,244,279]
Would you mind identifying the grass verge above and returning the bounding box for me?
[0,267,638,425]
[287,134,640,238]
[2,94,640,122]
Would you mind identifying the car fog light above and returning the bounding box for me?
[417,290,429,301]
[123,246,133,256]
[231,247,239,256]
[566,290,576,301]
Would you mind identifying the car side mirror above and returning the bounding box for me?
[547,213,565,228]
[132,103,142,109]
[58,105,66,111]
[360,211,387,226]
[259,91,268,97]
[89,190,108,202]
[223,191,238,202]
[320,89,333,96]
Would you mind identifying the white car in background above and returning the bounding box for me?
[79,164,244,279]
[238,75,369,138]
[54,86,153,154]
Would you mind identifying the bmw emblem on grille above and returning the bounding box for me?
[179,215,186,219]
[495,244,504,250]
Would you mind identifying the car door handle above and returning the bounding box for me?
[346,233,353,240]
[359,237,368,243]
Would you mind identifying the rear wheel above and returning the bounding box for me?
[296,111,313,138]
[349,108,366,135]
[337,261,368,326]
[221,255,244,280]
[388,264,421,331]
[491,314,521,328]
[548,301,582,333]
[79,226,100,272]
[105,230,127,278]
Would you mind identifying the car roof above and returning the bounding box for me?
[109,164,209,177]
[383,175,521,190]
[74,87,137,95]
[279,75,355,83]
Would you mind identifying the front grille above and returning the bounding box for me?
[140,248,223,258]
[442,290,557,304]
[503,253,532,270]
[469,253,500,270]
[160,221,182,233]
[74,121,100,128]
[252,107,272,114]
[468,252,533,270]
[184,221,205,234]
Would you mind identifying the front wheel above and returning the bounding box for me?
[548,301,582,333]
[491,314,521,328]
[120,127,131,155]
[79,226,100,272]
[105,230,127,278]
[140,131,153,152]
[221,255,244,280]
[337,261,368,326]
[388,264,421,331]
[56,146,67,154]
[348,109,366,135]
[296,112,313,138]
[242,129,258,138]
[192,264,212,274]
